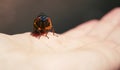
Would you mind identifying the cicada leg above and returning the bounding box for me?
[45,32,49,39]
[52,27,55,35]
[51,27,58,37]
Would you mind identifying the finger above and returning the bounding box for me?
[63,19,98,38]
[88,7,120,39]
[106,26,120,44]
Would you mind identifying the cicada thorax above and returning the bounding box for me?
[35,17,52,31]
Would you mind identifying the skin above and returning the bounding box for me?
[0,7,120,70]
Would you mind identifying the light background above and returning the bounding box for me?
[0,0,120,34]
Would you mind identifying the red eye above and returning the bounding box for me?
[35,17,41,21]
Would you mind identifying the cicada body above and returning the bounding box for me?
[31,14,55,38]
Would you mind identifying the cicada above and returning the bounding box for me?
[31,14,55,38]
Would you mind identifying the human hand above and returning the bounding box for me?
[0,7,120,70]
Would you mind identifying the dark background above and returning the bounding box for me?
[0,0,120,34]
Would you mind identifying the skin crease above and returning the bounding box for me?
[0,7,120,70]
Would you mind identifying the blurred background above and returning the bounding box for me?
[0,0,120,34]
